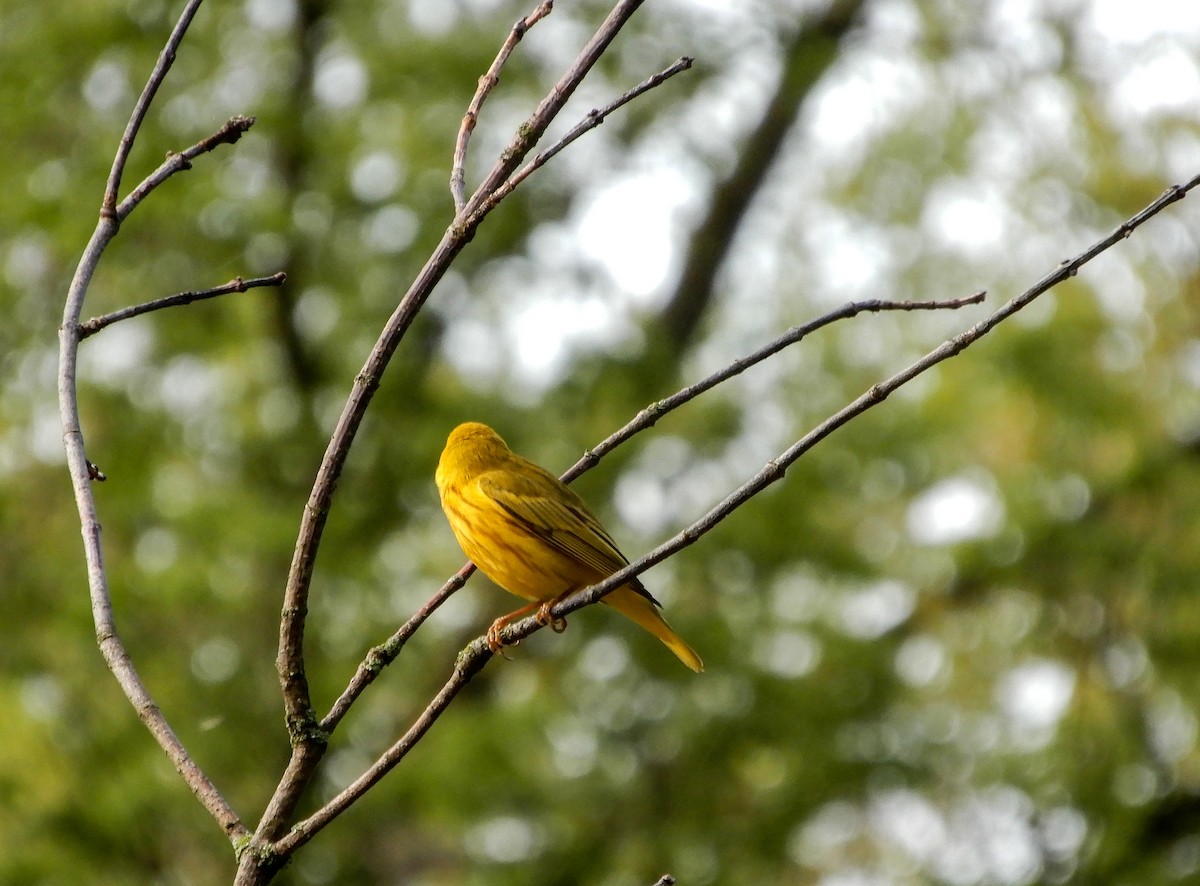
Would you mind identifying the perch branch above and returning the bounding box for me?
[494,174,1200,644]
[79,272,286,338]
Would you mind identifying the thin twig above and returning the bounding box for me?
[559,292,984,484]
[59,0,247,843]
[466,56,694,227]
[79,272,285,339]
[258,0,652,859]
[283,174,1199,849]
[451,0,554,214]
[103,0,205,217]
[116,115,256,221]
[320,293,981,730]
[321,562,473,732]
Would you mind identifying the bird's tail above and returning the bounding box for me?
[603,586,704,672]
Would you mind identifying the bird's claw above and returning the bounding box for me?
[486,621,519,658]
[535,600,568,633]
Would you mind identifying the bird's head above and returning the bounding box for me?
[436,422,510,489]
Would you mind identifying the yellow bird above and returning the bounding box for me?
[435,422,703,672]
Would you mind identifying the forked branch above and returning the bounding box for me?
[102,0,207,216]
[59,0,248,844]
[116,115,255,220]
[451,0,555,213]
[466,56,694,225]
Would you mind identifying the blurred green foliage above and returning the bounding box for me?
[4,0,1200,884]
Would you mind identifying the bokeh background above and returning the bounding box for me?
[4,0,1200,883]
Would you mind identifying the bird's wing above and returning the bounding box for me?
[475,468,660,606]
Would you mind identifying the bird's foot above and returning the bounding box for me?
[486,617,520,657]
[535,599,569,633]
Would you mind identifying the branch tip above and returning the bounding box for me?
[117,115,259,220]
[467,54,695,224]
[451,0,555,211]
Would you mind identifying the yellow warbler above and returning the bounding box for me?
[435,422,703,672]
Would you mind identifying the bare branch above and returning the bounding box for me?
[559,292,985,485]
[79,272,286,339]
[467,56,694,225]
[116,115,256,221]
[274,645,491,855]
[286,298,985,840]
[59,0,247,843]
[451,0,555,214]
[320,561,473,732]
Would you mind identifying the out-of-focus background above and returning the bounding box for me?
[4,0,1200,883]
